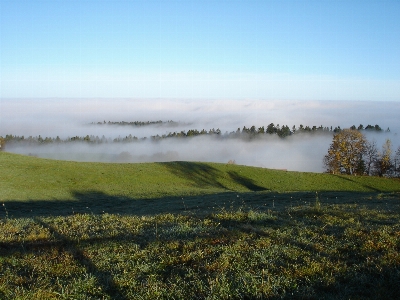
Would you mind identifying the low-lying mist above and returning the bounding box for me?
[6,134,334,172]
[1,98,399,173]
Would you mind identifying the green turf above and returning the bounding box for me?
[1,151,400,299]
[1,151,399,203]
[1,201,400,299]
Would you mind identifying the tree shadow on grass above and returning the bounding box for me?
[158,161,227,189]
[333,175,383,192]
[158,161,269,192]
[227,171,268,191]
[34,218,128,300]
[2,190,398,219]
[208,202,400,300]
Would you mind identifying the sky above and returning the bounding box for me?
[1,1,399,171]
[1,0,399,100]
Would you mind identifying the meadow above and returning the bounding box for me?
[1,152,400,299]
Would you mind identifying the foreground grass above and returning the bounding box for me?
[1,152,400,299]
[1,198,400,299]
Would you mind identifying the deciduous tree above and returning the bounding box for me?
[375,139,393,176]
[394,146,400,176]
[324,129,367,175]
[364,140,378,175]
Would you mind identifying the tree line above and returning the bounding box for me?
[0,122,388,148]
[324,129,400,177]
[90,120,178,126]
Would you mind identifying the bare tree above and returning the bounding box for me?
[393,146,400,177]
[364,140,378,175]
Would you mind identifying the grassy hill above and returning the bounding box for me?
[1,151,399,218]
[1,152,400,299]
[1,151,399,199]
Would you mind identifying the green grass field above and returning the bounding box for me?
[1,152,400,299]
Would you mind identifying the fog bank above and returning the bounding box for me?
[1,99,399,172]
[6,134,334,172]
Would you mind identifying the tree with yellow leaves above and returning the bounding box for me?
[0,137,4,150]
[324,129,367,175]
[375,139,393,176]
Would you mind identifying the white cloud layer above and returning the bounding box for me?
[1,98,399,172]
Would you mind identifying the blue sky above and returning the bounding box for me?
[1,0,399,100]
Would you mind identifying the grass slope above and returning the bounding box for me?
[1,151,399,202]
[1,152,400,299]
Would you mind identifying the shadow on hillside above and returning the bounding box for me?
[158,161,227,189]
[1,190,399,219]
[227,171,268,191]
[158,161,268,192]
[333,175,382,192]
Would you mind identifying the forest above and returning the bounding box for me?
[0,121,386,145]
[323,129,400,177]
